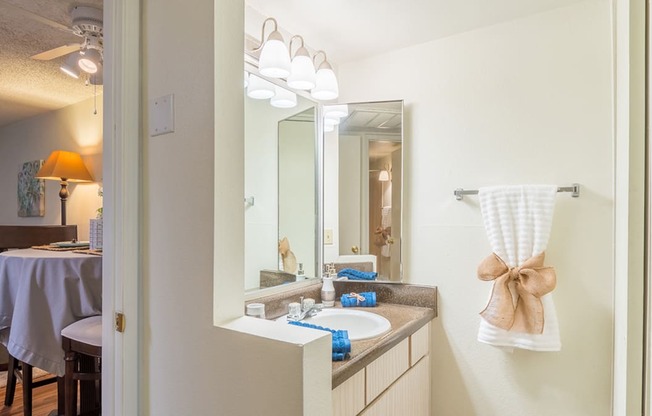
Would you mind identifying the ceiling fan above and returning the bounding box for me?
[19,4,104,85]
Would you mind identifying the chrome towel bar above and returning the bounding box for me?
[454,183,580,201]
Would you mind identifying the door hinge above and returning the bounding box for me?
[115,312,126,333]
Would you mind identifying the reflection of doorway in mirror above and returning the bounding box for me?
[368,141,402,280]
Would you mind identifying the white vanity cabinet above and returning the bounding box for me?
[332,321,431,416]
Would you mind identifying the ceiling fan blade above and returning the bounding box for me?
[0,0,75,35]
[31,44,81,61]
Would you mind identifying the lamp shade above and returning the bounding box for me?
[287,47,316,90]
[311,61,339,100]
[247,74,275,99]
[270,86,297,108]
[258,31,291,79]
[324,104,349,119]
[378,170,390,182]
[36,150,94,182]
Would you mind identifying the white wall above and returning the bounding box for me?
[0,96,103,240]
[338,1,614,415]
[142,1,331,415]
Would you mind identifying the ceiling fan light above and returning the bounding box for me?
[311,64,339,101]
[60,55,80,79]
[270,86,297,109]
[258,31,291,79]
[78,48,102,74]
[247,74,275,99]
[287,48,316,90]
[89,66,103,85]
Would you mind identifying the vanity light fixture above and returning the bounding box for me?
[287,35,316,90]
[311,51,339,100]
[256,18,292,78]
[270,85,298,108]
[324,123,335,133]
[78,48,102,74]
[247,74,275,99]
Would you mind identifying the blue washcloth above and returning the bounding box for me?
[288,321,351,360]
[337,268,377,281]
[341,292,377,307]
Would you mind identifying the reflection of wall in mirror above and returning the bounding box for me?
[243,93,314,291]
[278,119,316,279]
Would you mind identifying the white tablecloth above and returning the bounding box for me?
[0,249,102,376]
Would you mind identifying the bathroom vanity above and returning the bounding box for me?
[246,280,436,416]
[332,305,432,415]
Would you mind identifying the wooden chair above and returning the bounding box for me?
[0,225,77,252]
[1,224,77,415]
[62,316,102,416]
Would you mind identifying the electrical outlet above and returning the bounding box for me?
[324,229,333,245]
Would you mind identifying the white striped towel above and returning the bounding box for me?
[477,185,561,351]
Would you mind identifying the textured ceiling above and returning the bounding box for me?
[0,0,103,128]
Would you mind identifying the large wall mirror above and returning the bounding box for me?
[243,69,321,292]
[323,101,403,281]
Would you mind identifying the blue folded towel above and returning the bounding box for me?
[337,268,377,280]
[341,292,377,307]
[288,321,351,361]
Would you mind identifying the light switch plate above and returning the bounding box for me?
[324,229,333,245]
[149,94,175,137]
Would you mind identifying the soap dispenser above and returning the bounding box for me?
[321,275,335,307]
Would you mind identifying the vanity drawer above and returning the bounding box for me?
[410,321,430,366]
[332,369,365,416]
[365,337,410,403]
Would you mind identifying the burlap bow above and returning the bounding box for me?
[477,252,556,334]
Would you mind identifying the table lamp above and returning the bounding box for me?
[36,150,94,225]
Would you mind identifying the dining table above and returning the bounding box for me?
[0,248,102,377]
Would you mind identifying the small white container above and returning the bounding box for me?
[246,303,266,319]
[321,276,335,307]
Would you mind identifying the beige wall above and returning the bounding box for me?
[338,1,614,415]
[0,96,103,240]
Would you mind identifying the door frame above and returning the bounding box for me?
[103,0,141,414]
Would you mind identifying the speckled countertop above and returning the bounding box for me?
[245,280,437,388]
[330,301,435,388]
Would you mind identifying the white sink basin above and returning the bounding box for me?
[277,308,391,341]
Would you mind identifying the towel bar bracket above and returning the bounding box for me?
[454,184,580,201]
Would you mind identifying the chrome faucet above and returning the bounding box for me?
[287,296,322,321]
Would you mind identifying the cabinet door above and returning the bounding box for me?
[410,322,430,366]
[332,369,365,416]
[361,355,430,416]
[365,338,409,403]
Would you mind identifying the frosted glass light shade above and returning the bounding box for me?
[311,66,339,100]
[259,31,291,79]
[324,116,339,127]
[78,48,101,74]
[324,104,348,119]
[378,170,390,182]
[324,123,335,133]
[287,49,316,90]
[60,54,80,79]
[270,86,297,108]
[247,74,275,99]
